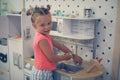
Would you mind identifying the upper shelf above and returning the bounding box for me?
[6,13,22,17]
[52,16,100,20]
[50,31,94,40]
[51,16,99,40]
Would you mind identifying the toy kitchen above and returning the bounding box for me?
[0,11,105,80]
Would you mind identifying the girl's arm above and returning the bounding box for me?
[52,39,71,53]
[38,39,72,63]
[52,39,83,64]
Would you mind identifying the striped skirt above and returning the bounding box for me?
[30,66,54,80]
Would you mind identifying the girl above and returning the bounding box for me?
[27,5,82,80]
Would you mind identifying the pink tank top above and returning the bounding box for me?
[33,32,56,70]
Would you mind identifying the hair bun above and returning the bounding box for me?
[26,5,34,16]
[47,5,51,11]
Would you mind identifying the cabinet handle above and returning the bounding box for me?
[24,30,26,38]
[13,52,18,66]
[18,54,22,69]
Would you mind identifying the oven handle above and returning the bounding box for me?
[18,54,22,69]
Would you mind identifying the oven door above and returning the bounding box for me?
[0,43,9,70]
[0,70,9,80]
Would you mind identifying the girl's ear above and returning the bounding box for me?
[32,23,37,29]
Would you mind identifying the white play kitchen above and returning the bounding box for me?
[0,11,104,80]
[0,0,119,80]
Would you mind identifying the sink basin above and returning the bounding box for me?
[56,63,84,74]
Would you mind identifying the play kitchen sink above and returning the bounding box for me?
[56,63,84,74]
[55,60,105,80]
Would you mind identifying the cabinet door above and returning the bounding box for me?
[0,70,9,80]
[53,72,61,80]
[53,72,70,80]
[8,39,23,80]
[61,75,70,80]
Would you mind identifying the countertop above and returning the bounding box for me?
[24,58,105,79]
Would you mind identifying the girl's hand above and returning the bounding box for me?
[73,54,83,65]
[64,53,72,60]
